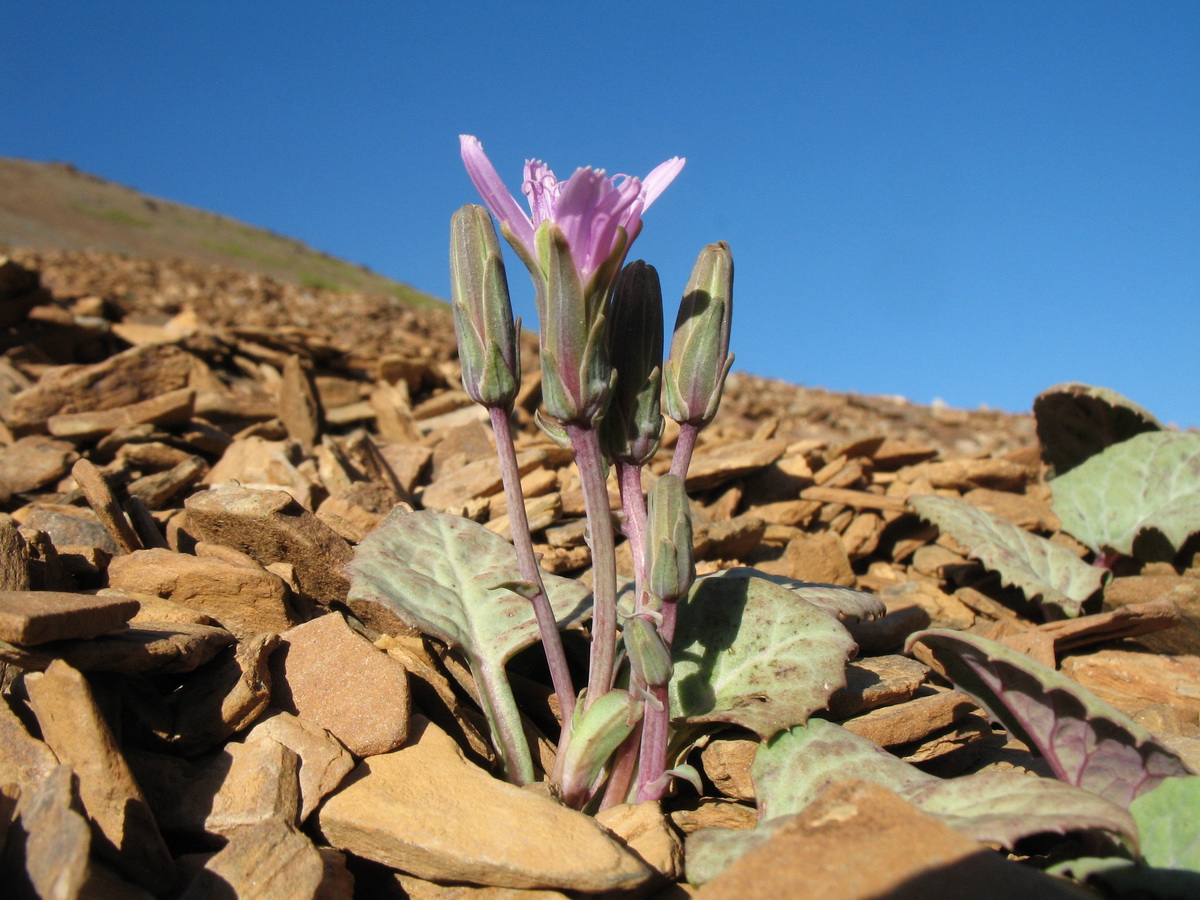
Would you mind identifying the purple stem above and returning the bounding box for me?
[566,422,619,705]
[598,729,641,810]
[670,421,701,479]
[616,461,650,611]
[635,597,679,801]
[489,405,576,724]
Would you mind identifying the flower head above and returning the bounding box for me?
[459,135,684,288]
[459,135,683,426]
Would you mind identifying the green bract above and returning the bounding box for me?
[623,614,674,688]
[602,260,664,465]
[663,241,734,427]
[450,204,519,408]
[645,474,694,603]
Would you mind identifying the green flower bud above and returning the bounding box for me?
[526,221,617,427]
[554,688,642,807]
[645,474,694,602]
[622,613,674,688]
[602,260,664,465]
[450,205,520,408]
[663,241,734,427]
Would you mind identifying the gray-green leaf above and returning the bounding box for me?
[729,568,886,623]
[1131,775,1200,871]
[347,508,590,782]
[668,570,856,740]
[910,493,1104,617]
[753,719,1136,848]
[1050,431,1200,559]
[1034,382,1161,478]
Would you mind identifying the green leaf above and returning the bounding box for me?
[752,719,1137,849]
[668,570,856,740]
[1050,431,1200,560]
[347,508,590,783]
[727,568,886,623]
[683,818,791,886]
[1131,775,1200,870]
[909,494,1104,617]
[1034,382,1161,478]
[907,629,1192,807]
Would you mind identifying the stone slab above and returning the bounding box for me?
[0,590,139,646]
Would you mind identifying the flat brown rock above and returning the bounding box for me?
[169,631,279,753]
[594,800,684,882]
[185,482,353,606]
[0,692,59,788]
[46,386,195,439]
[0,514,31,590]
[693,780,1090,900]
[1103,574,1200,654]
[271,611,410,756]
[897,457,1034,491]
[420,449,546,512]
[7,342,192,431]
[178,816,326,900]
[26,659,176,893]
[826,654,930,719]
[318,717,653,892]
[685,439,789,491]
[1061,648,1200,720]
[243,709,355,821]
[0,590,139,645]
[107,547,298,638]
[841,688,979,748]
[0,620,235,673]
[20,766,94,900]
[0,435,79,499]
[700,737,758,802]
[767,530,855,586]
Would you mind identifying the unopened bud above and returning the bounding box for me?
[646,474,694,602]
[554,688,642,807]
[602,260,664,465]
[450,205,520,407]
[663,241,734,427]
[622,613,674,687]
[534,221,614,426]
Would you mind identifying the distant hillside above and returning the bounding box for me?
[0,157,441,309]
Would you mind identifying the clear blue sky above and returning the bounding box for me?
[5,2,1198,427]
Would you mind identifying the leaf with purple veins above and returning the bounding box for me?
[908,629,1192,807]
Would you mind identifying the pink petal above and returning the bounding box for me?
[640,156,686,211]
[522,159,559,226]
[459,135,535,251]
[554,168,614,278]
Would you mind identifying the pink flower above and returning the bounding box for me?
[459,135,684,287]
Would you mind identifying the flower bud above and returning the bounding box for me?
[450,205,520,408]
[554,688,642,807]
[533,221,615,426]
[602,261,664,465]
[622,613,673,687]
[645,474,694,602]
[663,241,734,427]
